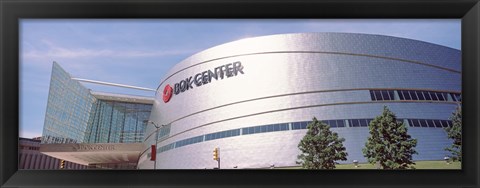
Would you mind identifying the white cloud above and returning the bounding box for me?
[23,40,198,60]
[19,131,43,139]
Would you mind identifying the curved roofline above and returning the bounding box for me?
[200,32,460,51]
[155,32,460,91]
[179,32,459,64]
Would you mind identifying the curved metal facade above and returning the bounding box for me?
[138,33,461,169]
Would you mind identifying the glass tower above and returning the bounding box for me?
[41,62,153,144]
[42,62,97,144]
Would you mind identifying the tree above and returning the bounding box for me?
[445,106,462,161]
[297,117,348,169]
[363,106,418,169]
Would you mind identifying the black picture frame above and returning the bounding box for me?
[1,0,479,187]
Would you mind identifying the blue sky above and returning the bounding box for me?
[19,19,461,138]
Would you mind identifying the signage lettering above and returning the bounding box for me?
[163,61,244,103]
[74,144,115,151]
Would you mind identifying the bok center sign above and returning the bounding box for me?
[163,61,245,103]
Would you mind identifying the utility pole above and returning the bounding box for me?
[143,120,164,170]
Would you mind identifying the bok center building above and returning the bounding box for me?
[136,33,461,169]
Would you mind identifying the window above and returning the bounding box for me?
[267,124,274,132]
[261,126,267,133]
[398,90,405,100]
[437,92,446,101]
[274,124,280,131]
[241,128,248,135]
[369,90,376,100]
[374,90,382,100]
[328,120,337,128]
[381,90,390,100]
[403,91,412,100]
[409,119,420,127]
[407,119,452,128]
[395,90,454,102]
[370,90,395,100]
[409,90,419,100]
[445,120,452,127]
[206,129,241,141]
[300,122,308,129]
[407,120,414,127]
[206,133,213,140]
[388,91,395,100]
[440,120,448,127]
[254,126,261,133]
[400,90,409,100]
[349,119,359,127]
[417,91,425,100]
[291,122,298,130]
[359,119,368,127]
[221,132,227,138]
[419,119,428,127]
[212,133,218,140]
[451,93,461,102]
[431,92,439,101]
[423,91,432,100]
[161,118,453,153]
[220,132,226,138]
[249,128,255,134]
[426,120,435,128]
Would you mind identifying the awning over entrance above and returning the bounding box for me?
[40,143,144,166]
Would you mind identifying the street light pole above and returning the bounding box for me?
[154,123,159,170]
[144,120,162,170]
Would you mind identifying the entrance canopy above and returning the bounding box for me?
[40,143,144,166]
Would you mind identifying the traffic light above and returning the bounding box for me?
[213,148,219,161]
[60,160,65,169]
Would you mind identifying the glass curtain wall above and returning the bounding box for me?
[42,62,96,144]
[42,62,152,144]
[84,100,151,143]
